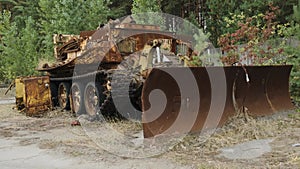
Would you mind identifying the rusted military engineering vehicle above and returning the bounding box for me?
[35,19,294,138]
[38,20,190,120]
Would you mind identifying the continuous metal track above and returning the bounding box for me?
[99,63,143,119]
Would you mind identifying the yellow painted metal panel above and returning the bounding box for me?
[15,76,52,116]
[23,76,52,115]
[15,78,25,99]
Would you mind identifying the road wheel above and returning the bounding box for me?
[58,82,70,110]
[70,82,85,115]
[84,82,104,117]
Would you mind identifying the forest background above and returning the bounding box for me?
[0,0,299,103]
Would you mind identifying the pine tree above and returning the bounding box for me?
[0,10,14,82]
[108,0,133,19]
[131,0,165,29]
[0,11,39,81]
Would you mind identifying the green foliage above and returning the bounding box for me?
[0,10,12,81]
[38,0,110,58]
[10,0,40,29]
[131,0,165,29]
[131,0,161,14]
[206,0,298,47]
[0,11,39,82]
[218,5,287,65]
[108,0,132,19]
[20,17,40,74]
[205,0,240,46]
[189,29,221,66]
[189,29,208,66]
[0,0,299,89]
[0,0,112,83]
[284,0,300,105]
[0,9,11,35]
[193,30,210,53]
[237,0,271,18]
[161,0,182,16]
[185,12,200,29]
[286,46,300,105]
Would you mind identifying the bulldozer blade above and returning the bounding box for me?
[142,66,294,138]
[142,67,236,138]
[233,65,294,116]
[233,66,275,116]
[265,65,294,112]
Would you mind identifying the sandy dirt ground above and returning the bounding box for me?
[0,88,299,169]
